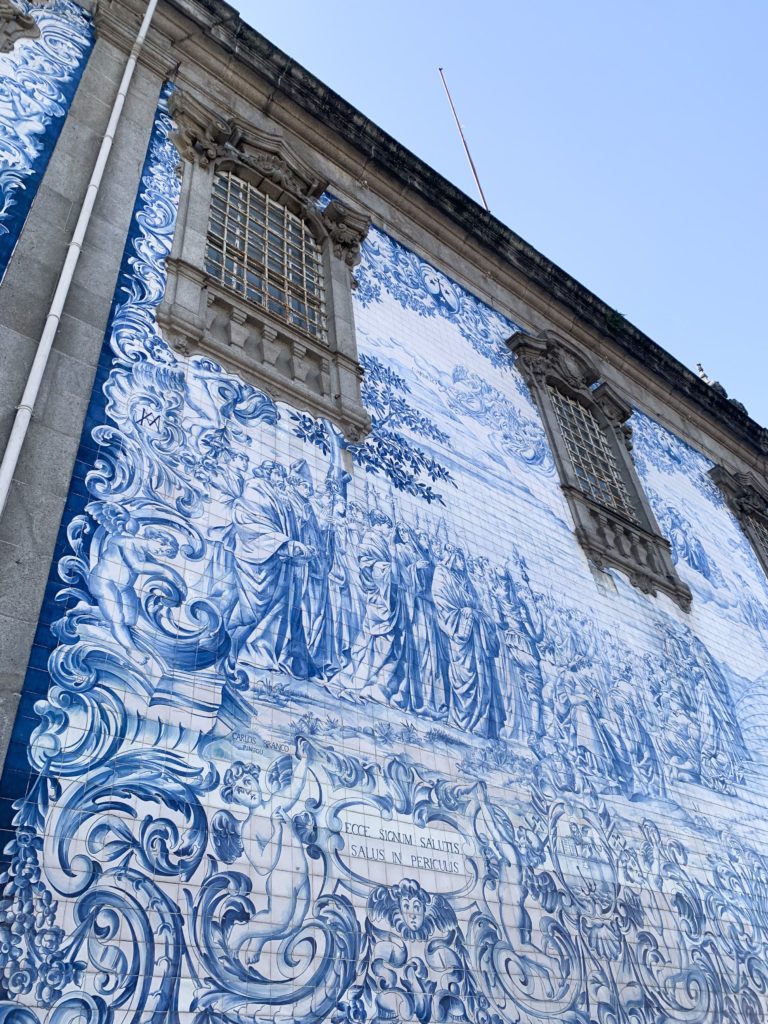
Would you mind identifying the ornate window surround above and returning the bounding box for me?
[160,90,372,442]
[205,170,328,341]
[0,0,39,52]
[509,330,692,610]
[709,464,768,577]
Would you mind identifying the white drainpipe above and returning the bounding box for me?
[0,0,159,521]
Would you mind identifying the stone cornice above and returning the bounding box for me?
[152,0,767,462]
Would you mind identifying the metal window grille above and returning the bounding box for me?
[205,171,326,340]
[749,513,768,567]
[548,386,639,522]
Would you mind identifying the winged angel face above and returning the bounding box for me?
[373,878,454,942]
[221,762,265,809]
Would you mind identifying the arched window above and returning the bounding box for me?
[510,330,692,609]
[205,170,326,340]
[710,465,768,578]
[547,384,639,522]
[160,108,372,441]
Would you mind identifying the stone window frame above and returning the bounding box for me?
[509,330,692,610]
[159,91,372,442]
[709,464,768,578]
[547,384,640,522]
[205,168,328,342]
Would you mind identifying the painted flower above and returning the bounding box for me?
[16,860,41,885]
[3,959,34,996]
[15,830,37,850]
[35,954,71,1005]
[0,922,21,967]
[38,926,64,953]
[7,898,35,935]
[34,888,56,930]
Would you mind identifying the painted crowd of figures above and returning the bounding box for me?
[90,441,746,798]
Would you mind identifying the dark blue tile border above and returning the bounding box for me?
[0,82,174,841]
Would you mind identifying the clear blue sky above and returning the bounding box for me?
[236,0,767,426]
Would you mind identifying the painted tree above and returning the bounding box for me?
[291,353,454,503]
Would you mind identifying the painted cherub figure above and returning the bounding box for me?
[210,737,314,963]
[336,878,490,1024]
[87,504,182,660]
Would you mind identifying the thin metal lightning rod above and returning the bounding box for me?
[438,66,490,212]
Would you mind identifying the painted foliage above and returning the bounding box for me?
[2,84,768,1024]
[0,0,93,281]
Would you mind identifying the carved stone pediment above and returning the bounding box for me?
[168,88,371,266]
[510,331,635,449]
[509,330,599,393]
[174,111,238,169]
[214,127,323,209]
[168,90,221,164]
[709,465,768,519]
[169,89,325,211]
[0,0,39,52]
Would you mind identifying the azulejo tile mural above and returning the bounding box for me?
[3,82,768,1024]
[0,0,93,281]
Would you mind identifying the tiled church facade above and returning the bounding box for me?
[2,4,768,1023]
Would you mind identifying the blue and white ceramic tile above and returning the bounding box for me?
[2,78,768,1024]
[0,0,93,281]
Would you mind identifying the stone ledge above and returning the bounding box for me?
[159,272,371,441]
